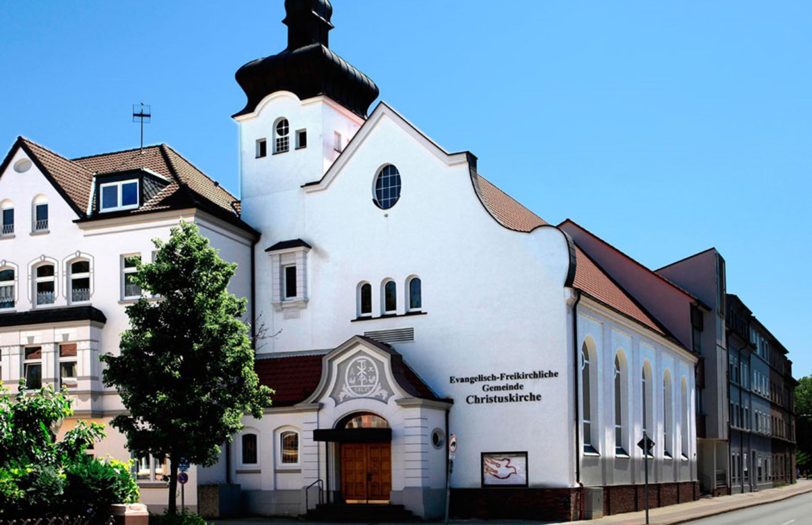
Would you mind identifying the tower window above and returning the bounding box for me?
[407,276,421,311]
[373,165,402,210]
[274,118,289,154]
[296,129,307,149]
[283,265,297,299]
[333,131,343,152]
[358,282,372,317]
[383,280,396,314]
[256,138,267,158]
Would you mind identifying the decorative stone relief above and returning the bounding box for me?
[330,354,393,405]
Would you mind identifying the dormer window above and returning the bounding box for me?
[100,180,139,212]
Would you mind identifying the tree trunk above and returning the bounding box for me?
[168,454,178,515]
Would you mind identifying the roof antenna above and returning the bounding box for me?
[132,103,151,152]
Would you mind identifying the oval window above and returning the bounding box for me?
[373,165,401,209]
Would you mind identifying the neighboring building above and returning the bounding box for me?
[0,137,258,511]
[726,294,796,492]
[197,1,699,521]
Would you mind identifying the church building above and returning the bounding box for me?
[197,0,700,520]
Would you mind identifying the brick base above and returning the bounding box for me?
[604,481,699,516]
[450,488,582,521]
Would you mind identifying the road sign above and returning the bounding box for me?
[449,433,457,454]
[177,472,189,485]
[178,459,190,473]
[637,435,655,455]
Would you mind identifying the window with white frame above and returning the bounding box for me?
[32,196,48,232]
[1,201,14,235]
[122,255,141,299]
[406,276,422,312]
[100,180,139,212]
[614,353,627,455]
[357,282,372,317]
[23,346,42,390]
[581,342,597,453]
[134,455,168,481]
[681,378,689,459]
[274,118,289,154]
[255,138,267,158]
[59,343,78,388]
[280,430,299,465]
[268,243,309,309]
[34,263,56,306]
[69,259,91,303]
[333,130,343,152]
[382,280,397,314]
[295,129,307,149]
[241,433,258,466]
[0,267,15,309]
[282,264,297,300]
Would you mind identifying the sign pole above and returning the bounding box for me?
[181,481,185,513]
[643,433,650,525]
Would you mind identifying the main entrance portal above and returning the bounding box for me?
[340,442,392,502]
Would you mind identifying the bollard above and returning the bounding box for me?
[111,503,149,525]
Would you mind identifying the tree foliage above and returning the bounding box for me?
[0,383,138,519]
[796,375,812,471]
[101,222,273,513]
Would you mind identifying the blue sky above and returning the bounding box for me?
[1,1,809,376]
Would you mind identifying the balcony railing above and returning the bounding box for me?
[71,288,90,303]
[0,298,13,309]
[34,219,49,232]
[36,291,55,305]
[1,223,13,235]
[124,283,141,298]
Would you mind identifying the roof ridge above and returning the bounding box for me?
[560,219,700,302]
[70,143,163,161]
[655,247,718,273]
[161,144,239,202]
[18,136,94,175]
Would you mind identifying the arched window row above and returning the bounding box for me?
[356,276,422,318]
[237,429,301,469]
[0,256,94,310]
[579,345,692,461]
[0,197,50,236]
[254,117,307,159]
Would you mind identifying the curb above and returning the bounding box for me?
[664,484,812,525]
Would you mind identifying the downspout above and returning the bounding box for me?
[250,238,257,344]
[572,290,582,486]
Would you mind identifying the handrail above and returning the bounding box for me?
[304,478,324,511]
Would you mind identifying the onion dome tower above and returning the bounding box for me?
[233,0,379,118]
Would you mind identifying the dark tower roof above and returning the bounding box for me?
[233,0,379,118]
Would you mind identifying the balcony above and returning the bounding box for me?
[71,288,90,303]
[1,223,13,235]
[34,219,48,232]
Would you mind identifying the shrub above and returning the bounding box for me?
[150,510,210,525]
[63,456,139,517]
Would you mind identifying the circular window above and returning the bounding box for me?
[431,428,445,449]
[373,165,401,209]
[276,118,289,137]
[13,159,32,173]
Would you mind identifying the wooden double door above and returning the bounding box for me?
[340,443,391,503]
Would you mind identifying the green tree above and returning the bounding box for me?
[102,222,273,514]
[796,376,812,472]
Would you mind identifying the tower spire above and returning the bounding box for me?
[283,0,334,49]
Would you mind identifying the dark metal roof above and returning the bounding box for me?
[0,306,107,328]
[233,0,378,118]
[265,238,312,252]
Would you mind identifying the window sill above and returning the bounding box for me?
[272,150,288,156]
[236,468,261,474]
[276,466,301,473]
[274,298,308,310]
[30,230,49,236]
[0,234,15,240]
[351,311,427,322]
[119,298,141,304]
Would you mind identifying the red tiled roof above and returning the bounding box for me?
[255,354,324,407]
[473,174,547,231]
[19,138,95,213]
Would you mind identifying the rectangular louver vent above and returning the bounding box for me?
[364,327,414,344]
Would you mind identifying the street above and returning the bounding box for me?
[685,491,812,525]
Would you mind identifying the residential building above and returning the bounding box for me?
[0,137,257,511]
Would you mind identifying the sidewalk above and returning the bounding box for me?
[563,479,812,525]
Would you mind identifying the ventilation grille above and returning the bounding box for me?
[364,327,414,344]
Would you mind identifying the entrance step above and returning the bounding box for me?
[306,503,418,522]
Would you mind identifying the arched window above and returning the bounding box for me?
[382,280,396,314]
[241,433,258,465]
[581,341,597,453]
[357,282,372,317]
[614,353,627,455]
[642,362,653,454]
[32,195,48,233]
[69,259,91,303]
[1,200,14,236]
[0,267,15,309]
[681,378,689,459]
[274,118,290,154]
[373,165,402,210]
[663,371,673,458]
[280,430,299,464]
[407,276,421,312]
[34,263,55,306]
[341,412,389,429]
